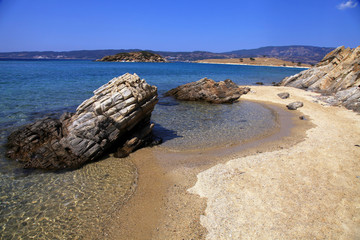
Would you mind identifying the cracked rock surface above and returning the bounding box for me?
[6,73,158,170]
[280,46,360,112]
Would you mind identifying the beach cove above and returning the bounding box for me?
[0,61,304,238]
[100,95,311,239]
[190,86,360,239]
[102,86,360,239]
[1,60,359,239]
[1,0,359,238]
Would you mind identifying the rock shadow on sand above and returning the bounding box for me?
[151,122,183,144]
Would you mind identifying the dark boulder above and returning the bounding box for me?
[164,78,250,104]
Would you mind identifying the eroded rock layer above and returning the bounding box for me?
[280,46,360,112]
[6,73,158,169]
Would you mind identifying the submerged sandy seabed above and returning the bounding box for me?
[189,86,360,239]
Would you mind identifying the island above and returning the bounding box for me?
[95,51,167,62]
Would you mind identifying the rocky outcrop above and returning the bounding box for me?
[164,78,250,104]
[280,46,360,112]
[96,51,166,62]
[6,73,159,170]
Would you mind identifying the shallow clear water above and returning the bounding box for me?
[0,60,303,238]
[0,156,136,240]
[153,99,277,150]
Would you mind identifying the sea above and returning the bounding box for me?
[0,60,303,239]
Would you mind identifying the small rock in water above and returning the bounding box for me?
[299,116,307,120]
[277,92,290,99]
[255,82,264,85]
[165,78,250,104]
[287,101,304,110]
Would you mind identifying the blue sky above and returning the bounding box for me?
[0,0,359,52]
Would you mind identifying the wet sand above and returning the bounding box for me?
[99,89,314,239]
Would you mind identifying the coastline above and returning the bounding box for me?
[100,90,313,239]
[196,61,310,69]
[189,86,360,239]
[0,60,309,239]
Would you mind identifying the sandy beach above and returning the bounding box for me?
[195,58,312,68]
[190,86,360,239]
[94,85,360,239]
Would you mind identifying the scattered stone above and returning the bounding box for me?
[279,46,360,112]
[277,92,290,99]
[164,78,250,104]
[255,82,264,85]
[287,101,304,110]
[355,144,360,147]
[299,116,307,120]
[6,73,159,170]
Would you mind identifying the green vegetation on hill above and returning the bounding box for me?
[96,51,166,62]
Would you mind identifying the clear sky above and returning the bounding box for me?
[0,0,359,52]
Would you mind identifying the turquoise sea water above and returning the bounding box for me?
[0,60,302,238]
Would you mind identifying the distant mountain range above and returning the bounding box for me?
[0,46,335,64]
[224,46,335,65]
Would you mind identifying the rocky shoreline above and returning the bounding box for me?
[4,46,360,239]
[6,73,255,170]
[107,46,360,239]
[280,46,360,112]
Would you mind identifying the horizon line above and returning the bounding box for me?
[0,45,338,54]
